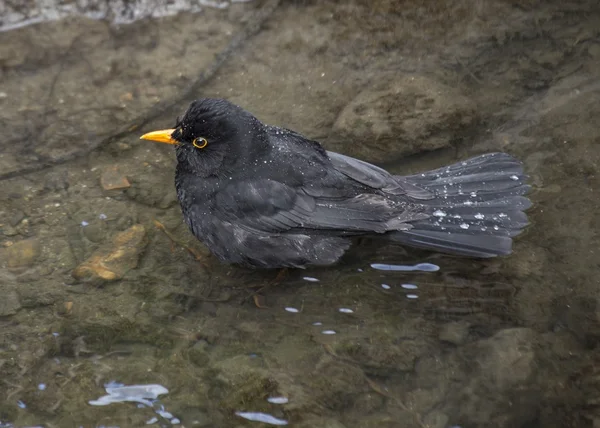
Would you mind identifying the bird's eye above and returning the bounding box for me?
[192,137,208,149]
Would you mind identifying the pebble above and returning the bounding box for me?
[338,308,353,313]
[9,210,25,226]
[0,239,41,268]
[72,224,148,282]
[321,330,336,335]
[100,166,131,190]
[0,289,20,316]
[284,307,299,313]
[2,225,18,236]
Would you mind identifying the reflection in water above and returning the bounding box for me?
[1,0,253,32]
[235,411,288,425]
[267,396,289,404]
[88,383,168,407]
[89,383,180,424]
[370,262,440,272]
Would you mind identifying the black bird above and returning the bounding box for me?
[140,98,531,269]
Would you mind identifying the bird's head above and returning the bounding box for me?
[140,98,266,177]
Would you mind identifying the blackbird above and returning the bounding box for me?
[140,98,531,269]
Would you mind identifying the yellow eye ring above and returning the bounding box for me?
[192,137,208,149]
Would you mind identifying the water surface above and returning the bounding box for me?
[0,1,599,427]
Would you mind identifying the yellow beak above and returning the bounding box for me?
[139,129,179,145]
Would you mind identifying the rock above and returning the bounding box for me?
[124,169,178,209]
[1,225,18,236]
[213,355,277,411]
[71,224,148,282]
[9,210,25,226]
[100,166,131,191]
[82,222,106,243]
[328,74,476,163]
[310,357,367,410]
[438,321,470,345]
[0,285,21,316]
[473,328,536,390]
[332,331,432,374]
[18,284,61,308]
[423,412,449,428]
[0,239,41,268]
[188,340,210,367]
[176,408,213,427]
[455,328,539,427]
[295,419,348,428]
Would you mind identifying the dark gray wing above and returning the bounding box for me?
[214,179,427,235]
[326,151,434,200]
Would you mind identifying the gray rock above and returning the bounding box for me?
[124,170,178,209]
[456,328,539,427]
[438,321,471,345]
[0,285,21,316]
[328,74,476,163]
[474,328,536,390]
[9,210,25,226]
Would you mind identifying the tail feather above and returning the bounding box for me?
[390,153,532,258]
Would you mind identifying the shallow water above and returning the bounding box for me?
[1,1,599,427]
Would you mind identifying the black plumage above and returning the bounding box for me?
[140,98,532,268]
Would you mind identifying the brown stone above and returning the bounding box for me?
[72,224,147,282]
[0,239,41,268]
[100,166,131,191]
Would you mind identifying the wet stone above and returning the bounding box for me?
[296,419,348,428]
[423,412,450,428]
[188,340,210,367]
[0,285,21,316]
[72,224,148,282]
[0,239,41,268]
[438,321,471,345]
[328,74,476,163]
[125,172,178,209]
[82,222,106,243]
[2,225,19,237]
[100,166,131,191]
[9,210,25,227]
[18,285,61,308]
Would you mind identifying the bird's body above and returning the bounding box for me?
[141,98,532,269]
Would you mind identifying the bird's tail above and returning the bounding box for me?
[390,152,532,258]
